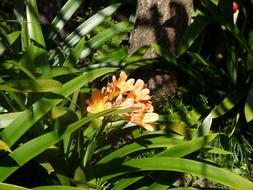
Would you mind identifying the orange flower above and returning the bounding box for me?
[128,112,159,131]
[106,71,135,100]
[128,79,151,102]
[113,71,135,94]
[86,71,159,131]
[87,90,112,113]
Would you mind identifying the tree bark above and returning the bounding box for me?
[129,0,193,98]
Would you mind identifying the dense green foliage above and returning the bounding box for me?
[0,0,253,189]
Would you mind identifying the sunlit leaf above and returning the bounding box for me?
[0,112,22,129]
[0,183,30,190]
[211,86,247,118]
[0,139,12,152]
[0,67,117,147]
[0,108,132,181]
[26,0,45,48]
[0,79,62,92]
[206,146,233,155]
[198,113,213,136]
[97,136,184,164]
[48,0,84,40]
[79,22,131,60]
[32,186,88,190]
[62,3,121,49]
[98,157,253,190]
[245,81,253,122]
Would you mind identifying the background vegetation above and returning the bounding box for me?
[0,0,253,189]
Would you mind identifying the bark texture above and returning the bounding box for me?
[129,0,193,56]
[129,0,193,98]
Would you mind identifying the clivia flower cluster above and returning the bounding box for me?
[87,71,159,131]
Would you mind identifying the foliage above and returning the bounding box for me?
[0,0,253,190]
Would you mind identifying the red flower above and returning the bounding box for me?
[233,2,239,13]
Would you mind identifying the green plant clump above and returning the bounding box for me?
[0,0,253,190]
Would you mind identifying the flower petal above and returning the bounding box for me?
[142,113,159,123]
[134,79,144,91]
[142,124,154,131]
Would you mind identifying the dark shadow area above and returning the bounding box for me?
[4,159,51,188]
[150,5,171,52]
[165,1,189,49]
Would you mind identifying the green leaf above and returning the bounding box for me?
[125,59,158,72]
[32,186,89,190]
[79,22,131,60]
[62,3,121,49]
[197,113,213,136]
[99,135,217,190]
[0,79,62,92]
[177,16,210,57]
[51,106,68,119]
[98,157,253,190]
[156,134,217,157]
[94,47,128,63]
[0,140,12,152]
[206,146,233,155]
[151,44,177,65]
[188,51,215,67]
[167,188,210,190]
[48,0,84,40]
[0,108,131,181]
[0,112,22,129]
[21,17,31,51]
[126,45,150,63]
[97,136,184,164]
[112,176,142,190]
[26,0,51,78]
[19,45,36,77]
[0,67,117,147]
[13,0,25,31]
[245,81,253,122]
[74,167,88,187]
[124,45,158,71]
[211,86,248,118]
[51,67,81,77]
[26,0,45,48]
[63,38,85,67]
[0,183,30,190]
[0,31,21,56]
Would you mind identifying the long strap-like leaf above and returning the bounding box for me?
[0,67,117,147]
[98,157,253,190]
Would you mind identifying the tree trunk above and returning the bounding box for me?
[129,0,193,99]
